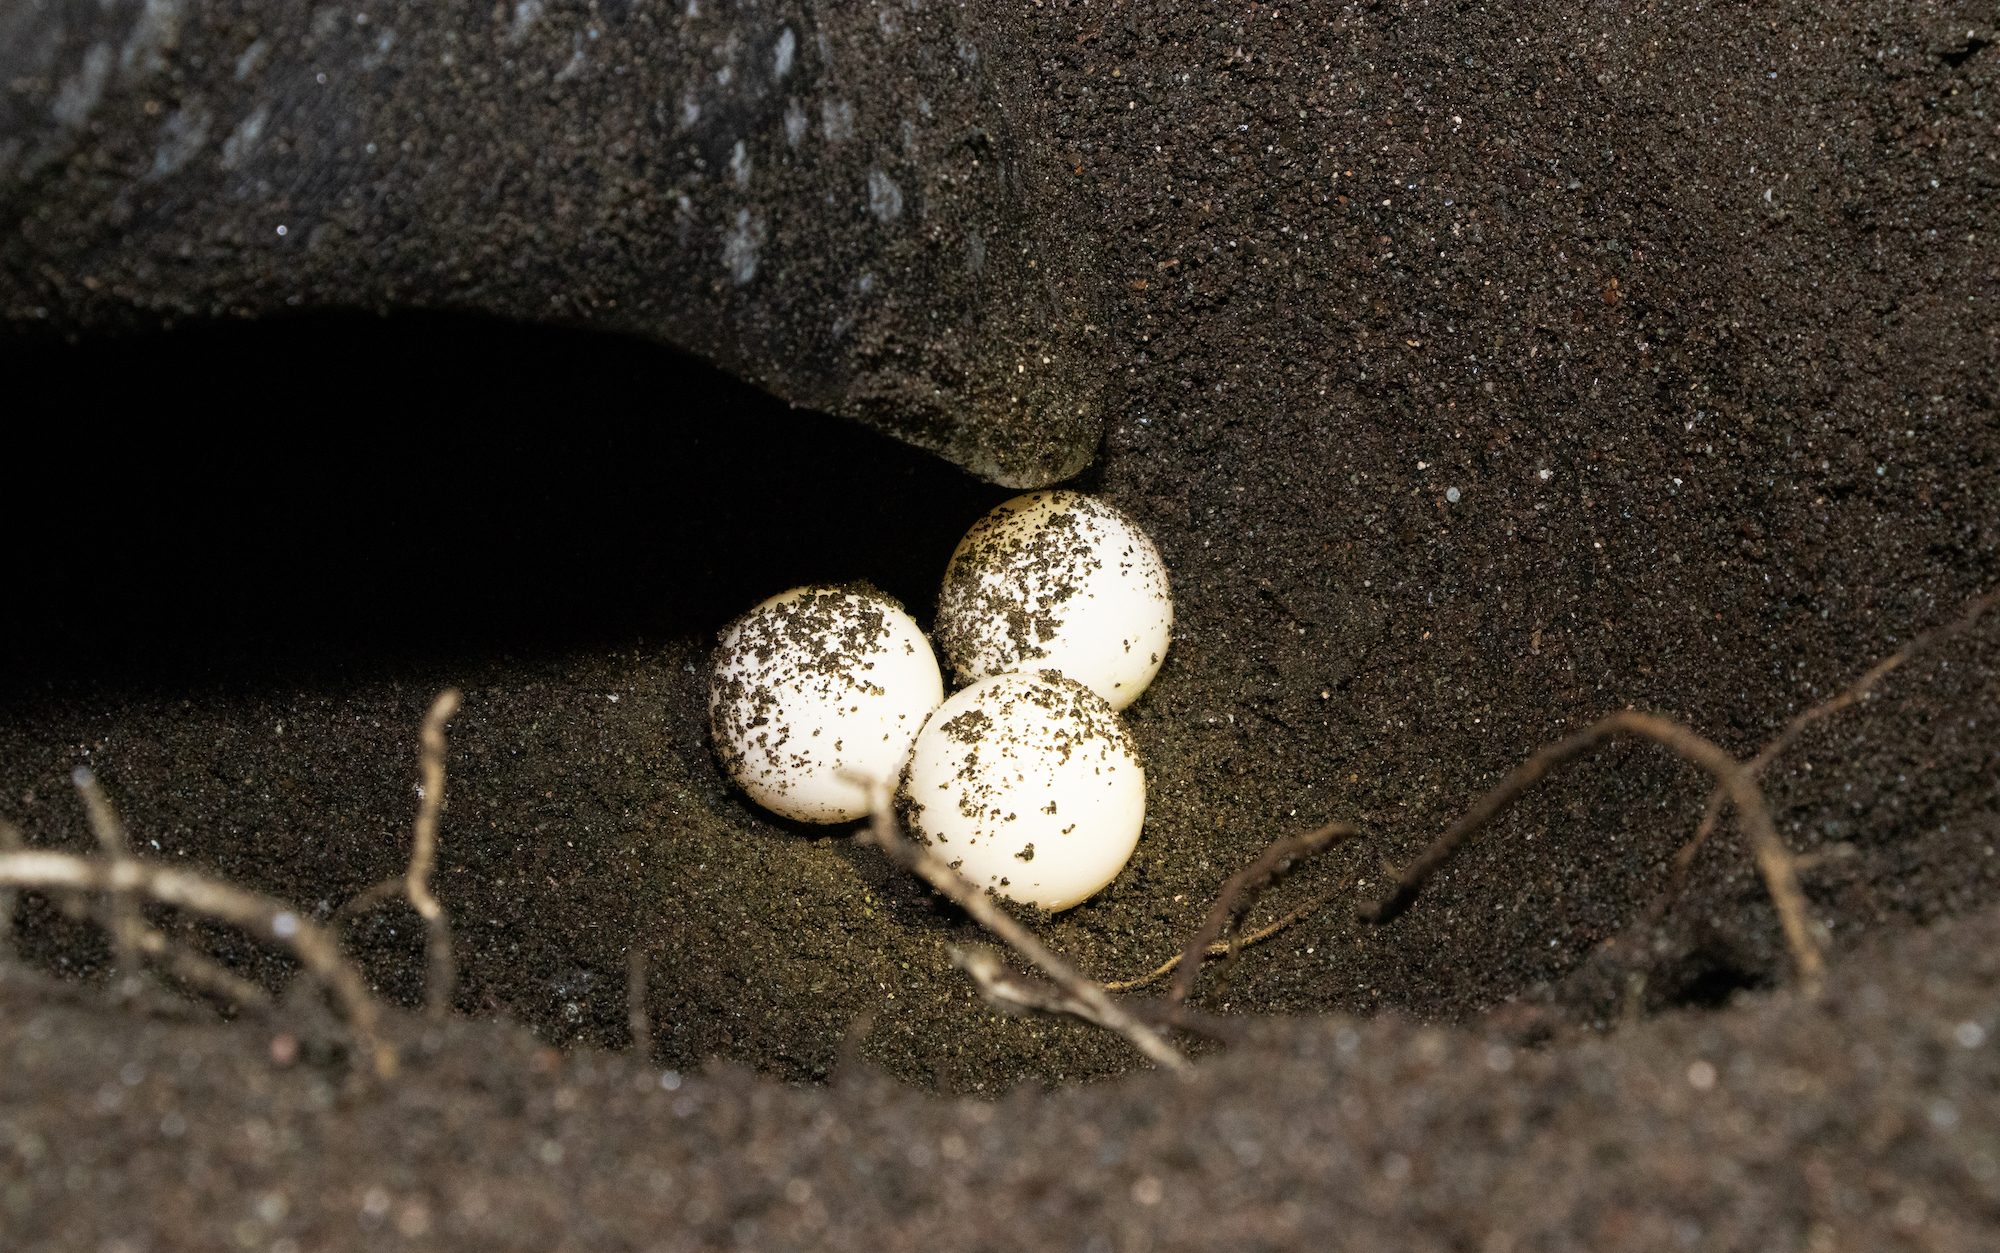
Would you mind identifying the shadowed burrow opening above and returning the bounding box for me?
[1649,935,1778,1012]
[0,311,1050,1081]
[0,310,1007,696]
[0,313,1820,1087]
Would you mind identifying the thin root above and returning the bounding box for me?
[954,945,1239,1045]
[1167,822,1360,1005]
[0,848,396,1077]
[337,689,462,1018]
[73,767,144,992]
[1357,710,1825,994]
[133,923,275,1009]
[857,783,1192,1075]
[1650,585,1999,925]
[71,768,271,1009]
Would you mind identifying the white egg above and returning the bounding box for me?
[709,585,944,823]
[935,491,1172,711]
[898,671,1145,911]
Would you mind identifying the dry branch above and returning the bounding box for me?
[1656,585,1999,920]
[856,784,1191,1075]
[1357,711,1825,992]
[1167,821,1359,1005]
[953,945,1242,1045]
[71,769,272,1010]
[338,689,462,1018]
[73,767,143,989]
[0,848,396,1077]
[1105,887,1346,994]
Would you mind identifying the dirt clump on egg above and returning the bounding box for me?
[936,492,1173,708]
[705,585,891,789]
[935,495,1088,674]
[897,671,1144,909]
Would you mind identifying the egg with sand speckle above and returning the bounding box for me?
[936,491,1172,710]
[898,671,1145,910]
[709,585,944,823]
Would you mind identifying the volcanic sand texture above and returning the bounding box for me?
[4,900,1998,1250]
[1,0,1998,1246]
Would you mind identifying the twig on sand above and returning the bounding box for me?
[73,767,145,992]
[1104,886,1346,994]
[1102,825,1356,1001]
[1651,585,1999,923]
[72,768,273,1011]
[952,945,1238,1044]
[951,944,1117,1027]
[1356,711,1826,993]
[0,694,469,1073]
[1151,588,1999,1003]
[856,784,1192,1075]
[1082,593,2000,1010]
[1166,821,1360,1005]
[338,690,462,1018]
[126,921,276,1009]
[0,848,396,1077]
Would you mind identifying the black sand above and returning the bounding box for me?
[3,1,1998,1246]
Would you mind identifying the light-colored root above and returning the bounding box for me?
[857,783,1191,1075]
[1105,886,1345,994]
[408,690,461,1018]
[71,768,274,1010]
[73,767,144,991]
[0,848,396,1077]
[337,689,462,1019]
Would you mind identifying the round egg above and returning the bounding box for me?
[709,585,944,823]
[898,671,1145,911]
[935,491,1172,711]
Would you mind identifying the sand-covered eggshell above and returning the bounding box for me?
[935,492,1172,710]
[898,671,1145,910]
[709,586,944,823]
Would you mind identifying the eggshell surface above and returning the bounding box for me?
[709,586,944,823]
[935,492,1172,710]
[898,671,1145,910]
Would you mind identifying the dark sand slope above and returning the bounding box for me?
[2,903,1997,1249]
[2,0,1998,1248]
